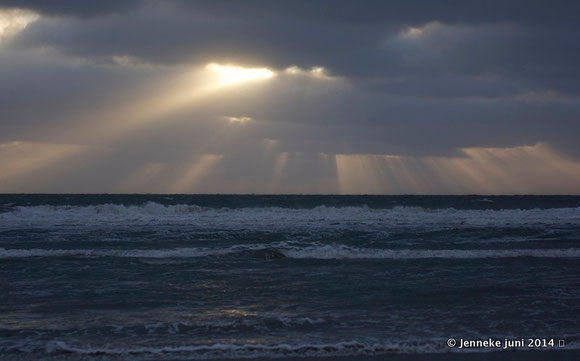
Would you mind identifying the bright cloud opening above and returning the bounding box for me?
[0,8,39,41]
[401,26,424,38]
[206,63,275,86]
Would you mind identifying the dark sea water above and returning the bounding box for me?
[1,194,579,360]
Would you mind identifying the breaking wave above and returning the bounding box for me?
[0,317,334,337]
[1,202,579,229]
[6,338,578,359]
[1,339,452,358]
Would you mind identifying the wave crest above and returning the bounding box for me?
[1,202,579,229]
[23,339,449,358]
[1,245,578,259]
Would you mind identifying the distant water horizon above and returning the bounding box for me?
[1,194,579,360]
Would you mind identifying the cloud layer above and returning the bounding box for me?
[0,0,579,193]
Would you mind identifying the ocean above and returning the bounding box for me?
[1,194,579,360]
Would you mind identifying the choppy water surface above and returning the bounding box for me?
[1,195,579,359]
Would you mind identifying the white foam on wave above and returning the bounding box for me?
[0,247,218,258]
[0,202,578,229]
[1,244,578,259]
[20,337,579,358]
[37,339,447,357]
[3,337,579,359]
[0,317,333,336]
[0,243,264,259]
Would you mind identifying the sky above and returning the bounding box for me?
[0,0,579,194]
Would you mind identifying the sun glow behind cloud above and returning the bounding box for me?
[206,63,275,86]
[0,8,39,41]
[400,26,424,38]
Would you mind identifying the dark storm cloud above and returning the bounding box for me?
[6,0,579,24]
[6,0,580,99]
[0,0,140,17]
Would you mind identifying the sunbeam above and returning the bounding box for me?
[170,154,223,193]
[116,162,168,193]
[333,143,580,194]
[0,141,87,188]
[50,63,277,145]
